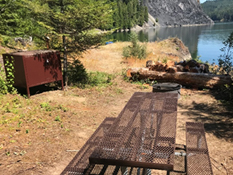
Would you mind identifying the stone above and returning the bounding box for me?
[144,0,214,27]
[146,60,155,67]
[202,64,209,73]
[176,65,184,72]
[186,60,200,68]
[190,67,200,73]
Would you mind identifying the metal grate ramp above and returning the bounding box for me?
[186,122,213,175]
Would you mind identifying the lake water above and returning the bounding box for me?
[107,22,233,64]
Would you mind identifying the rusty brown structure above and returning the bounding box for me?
[3,50,63,97]
[186,122,213,175]
[89,92,178,171]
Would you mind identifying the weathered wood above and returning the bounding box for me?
[127,68,232,88]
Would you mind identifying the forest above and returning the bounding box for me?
[0,0,148,42]
[202,0,233,22]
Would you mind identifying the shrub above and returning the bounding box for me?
[86,71,113,87]
[0,67,8,94]
[122,32,147,60]
[218,31,233,75]
[123,47,131,58]
[67,59,113,88]
[67,59,88,87]
[216,31,233,102]
[0,56,16,94]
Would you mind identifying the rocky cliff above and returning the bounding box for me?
[145,0,214,26]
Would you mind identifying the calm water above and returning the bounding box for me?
[107,22,233,64]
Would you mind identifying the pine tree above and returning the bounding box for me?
[21,0,113,84]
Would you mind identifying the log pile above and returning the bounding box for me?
[146,60,210,74]
[127,60,232,89]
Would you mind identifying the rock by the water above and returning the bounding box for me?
[145,0,214,27]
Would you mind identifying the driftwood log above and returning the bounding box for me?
[127,68,232,88]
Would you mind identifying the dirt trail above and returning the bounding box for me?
[0,41,232,175]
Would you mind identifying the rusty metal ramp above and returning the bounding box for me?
[89,92,178,171]
[186,122,213,175]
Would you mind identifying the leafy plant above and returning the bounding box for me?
[162,58,168,64]
[218,31,233,75]
[71,70,114,88]
[5,151,10,156]
[0,67,8,94]
[86,71,113,87]
[0,56,16,94]
[215,32,233,102]
[67,59,88,87]
[57,105,68,112]
[40,102,52,111]
[122,32,147,60]
[54,116,61,122]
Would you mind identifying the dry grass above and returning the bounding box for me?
[0,40,232,175]
[78,38,191,74]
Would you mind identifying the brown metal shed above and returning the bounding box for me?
[3,50,64,97]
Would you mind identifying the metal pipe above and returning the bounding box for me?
[175,151,186,156]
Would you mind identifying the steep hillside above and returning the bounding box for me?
[145,0,214,26]
[202,0,233,21]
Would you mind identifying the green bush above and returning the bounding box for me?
[216,31,233,102]
[0,67,8,94]
[86,71,113,87]
[0,56,16,94]
[218,31,233,75]
[67,58,113,88]
[67,59,88,87]
[122,32,147,60]
[123,47,131,58]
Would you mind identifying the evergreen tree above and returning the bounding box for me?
[202,0,233,22]
[21,0,113,83]
[112,0,148,30]
[144,6,148,22]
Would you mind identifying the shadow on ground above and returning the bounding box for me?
[16,82,62,97]
[178,94,233,142]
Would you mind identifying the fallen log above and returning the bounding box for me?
[127,68,232,88]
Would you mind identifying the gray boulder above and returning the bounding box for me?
[145,0,214,27]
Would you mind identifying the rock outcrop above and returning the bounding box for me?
[144,0,214,27]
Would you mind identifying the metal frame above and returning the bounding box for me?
[186,122,213,175]
[89,92,178,171]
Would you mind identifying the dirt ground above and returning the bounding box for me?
[0,41,233,175]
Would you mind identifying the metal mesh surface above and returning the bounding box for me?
[186,122,213,175]
[60,117,116,175]
[90,92,178,171]
[89,164,143,175]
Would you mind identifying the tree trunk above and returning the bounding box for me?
[60,0,67,86]
[127,68,232,88]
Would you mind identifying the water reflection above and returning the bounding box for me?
[107,22,233,64]
[141,25,213,59]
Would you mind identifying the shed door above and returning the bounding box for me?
[24,54,45,87]
[43,52,62,82]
